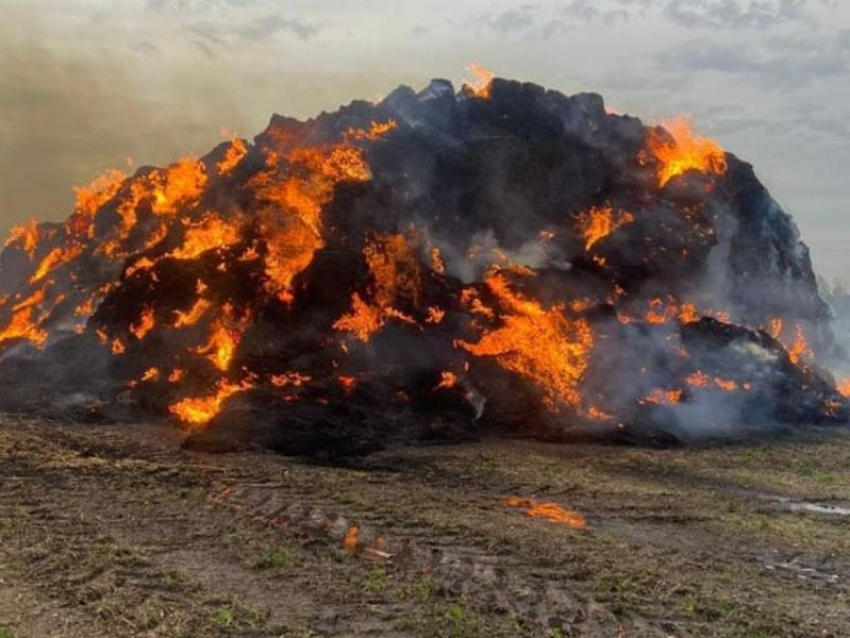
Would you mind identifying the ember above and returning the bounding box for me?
[504,496,586,529]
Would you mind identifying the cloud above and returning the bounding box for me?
[236,15,319,40]
[182,13,320,56]
[559,0,632,25]
[470,1,643,39]
[131,41,163,57]
[475,5,537,35]
[655,33,849,89]
[146,0,257,11]
[664,0,808,29]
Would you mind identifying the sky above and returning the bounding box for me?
[0,0,847,278]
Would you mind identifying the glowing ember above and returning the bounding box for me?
[346,120,398,141]
[343,526,360,551]
[435,371,457,390]
[503,496,586,529]
[643,389,683,405]
[173,298,211,328]
[270,372,311,387]
[686,371,711,388]
[586,406,613,421]
[577,206,634,251]
[430,247,445,274]
[338,375,356,391]
[130,306,156,340]
[713,378,738,392]
[648,117,728,187]
[425,306,445,324]
[768,317,783,340]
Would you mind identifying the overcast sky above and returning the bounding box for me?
[0,0,847,278]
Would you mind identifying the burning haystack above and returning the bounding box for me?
[0,75,847,456]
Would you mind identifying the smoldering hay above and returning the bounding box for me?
[0,75,847,457]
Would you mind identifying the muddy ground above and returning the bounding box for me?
[1,417,849,638]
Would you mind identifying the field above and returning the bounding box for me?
[1,418,849,637]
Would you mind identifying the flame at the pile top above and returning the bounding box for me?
[648,117,728,187]
[5,220,42,258]
[838,378,850,398]
[466,63,495,99]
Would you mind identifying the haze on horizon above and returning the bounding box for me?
[0,0,847,279]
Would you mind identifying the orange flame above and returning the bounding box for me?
[343,525,360,551]
[4,220,41,258]
[458,269,593,408]
[129,306,156,340]
[270,372,311,387]
[194,320,241,371]
[173,298,211,328]
[333,234,423,342]
[151,158,208,216]
[0,289,50,348]
[111,338,126,355]
[250,142,371,302]
[425,306,445,324]
[333,293,385,342]
[585,406,613,421]
[838,378,850,398]
[170,213,243,261]
[346,120,398,141]
[435,371,457,390]
[217,138,248,175]
[338,375,356,391]
[466,63,495,99]
[643,389,683,405]
[648,117,728,187]
[577,206,634,251]
[168,377,254,428]
[504,496,586,529]
[768,317,783,340]
[69,168,126,237]
[787,324,813,365]
[30,245,83,284]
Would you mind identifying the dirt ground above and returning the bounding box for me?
[1,417,849,638]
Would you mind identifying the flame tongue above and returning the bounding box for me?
[458,269,593,409]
